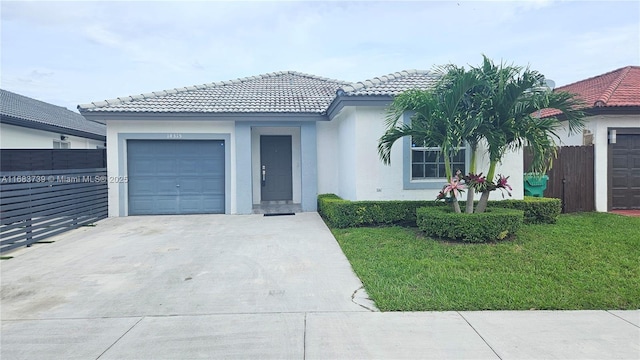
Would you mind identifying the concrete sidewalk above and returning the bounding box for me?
[2,310,638,359]
[1,213,639,359]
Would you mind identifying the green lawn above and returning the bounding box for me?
[331,212,640,311]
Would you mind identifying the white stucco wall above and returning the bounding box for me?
[554,114,639,211]
[316,118,340,195]
[321,106,524,202]
[336,108,358,199]
[0,123,104,149]
[106,120,235,216]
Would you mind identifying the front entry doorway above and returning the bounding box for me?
[260,135,293,201]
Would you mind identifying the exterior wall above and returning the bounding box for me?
[317,107,358,199]
[336,108,358,199]
[235,121,317,214]
[0,123,104,149]
[106,120,235,216]
[555,114,640,212]
[321,106,524,202]
[316,118,340,195]
[474,141,525,201]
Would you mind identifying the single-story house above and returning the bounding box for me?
[544,66,640,211]
[78,70,523,216]
[1,89,106,149]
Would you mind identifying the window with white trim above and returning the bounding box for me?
[410,142,466,180]
[53,140,70,149]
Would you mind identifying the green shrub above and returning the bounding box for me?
[318,194,557,228]
[491,196,561,224]
[417,206,524,243]
[317,194,443,228]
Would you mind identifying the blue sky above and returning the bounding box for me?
[1,0,639,112]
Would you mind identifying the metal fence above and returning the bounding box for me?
[1,149,106,171]
[1,149,108,253]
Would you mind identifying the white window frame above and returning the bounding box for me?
[401,112,469,190]
[410,144,466,180]
[53,140,70,149]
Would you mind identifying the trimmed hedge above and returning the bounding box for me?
[318,194,561,228]
[317,194,442,228]
[491,197,561,224]
[417,206,524,243]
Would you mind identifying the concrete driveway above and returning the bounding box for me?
[2,213,639,359]
[1,213,373,358]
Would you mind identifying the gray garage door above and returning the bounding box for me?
[127,140,225,215]
[610,133,640,210]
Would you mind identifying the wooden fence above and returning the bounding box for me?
[0,149,108,253]
[524,145,594,213]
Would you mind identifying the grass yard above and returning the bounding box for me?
[331,212,640,311]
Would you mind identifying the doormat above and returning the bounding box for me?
[264,213,296,217]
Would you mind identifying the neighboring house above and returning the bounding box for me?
[1,89,106,149]
[543,66,640,211]
[78,70,523,216]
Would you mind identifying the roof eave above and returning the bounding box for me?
[327,94,394,120]
[1,115,106,141]
[79,111,330,122]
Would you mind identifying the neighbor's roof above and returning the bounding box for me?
[78,71,352,114]
[541,65,640,117]
[338,69,439,96]
[0,89,106,138]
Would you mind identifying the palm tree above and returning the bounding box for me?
[378,68,482,213]
[469,55,585,212]
[379,56,585,215]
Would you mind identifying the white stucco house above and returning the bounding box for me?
[544,66,640,211]
[0,89,106,149]
[78,70,523,216]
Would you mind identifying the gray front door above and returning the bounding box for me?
[127,140,225,215]
[260,135,292,201]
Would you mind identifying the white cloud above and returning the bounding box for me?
[1,0,638,109]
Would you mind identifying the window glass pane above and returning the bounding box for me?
[412,150,424,163]
[425,164,437,178]
[412,164,424,178]
[409,145,467,180]
[452,150,465,162]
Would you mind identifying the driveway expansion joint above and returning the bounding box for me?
[95,316,145,360]
[457,311,503,360]
[606,310,640,328]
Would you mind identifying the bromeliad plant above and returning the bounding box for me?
[378,55,585,214]
[437,172,513,207]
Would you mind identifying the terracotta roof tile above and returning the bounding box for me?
[540,66,640,117]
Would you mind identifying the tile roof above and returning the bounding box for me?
[540,66,640,117]
[1,89,106,137]
[338,69,439,96]
[78,71,352,114]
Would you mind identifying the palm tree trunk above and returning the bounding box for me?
[475,191,491,213]
[452,198,461,213]
[465,187,475,213]
[465,145,477,214]
[475,160,497,213]
[443,148,461,213]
